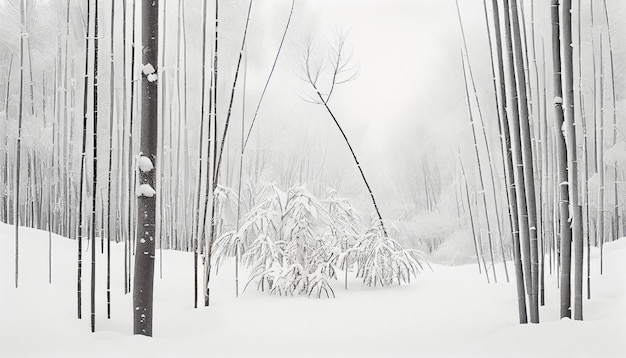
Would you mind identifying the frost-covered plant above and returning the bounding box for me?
[213,184,427,297]
[354,224,426,287]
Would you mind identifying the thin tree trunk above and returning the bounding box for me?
[205,0,253,307]
[77,0,92,319]
[106,0,115,320]
[2,55,12,225]
[459,49,497,282]
[458,150,483,277]
[601,0,619,243]
[192,0,209,308]
[14,0,27,289]
[90,0,100,333]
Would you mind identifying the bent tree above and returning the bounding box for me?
[133,0,159,337]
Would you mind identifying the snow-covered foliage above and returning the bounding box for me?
[213,184,426,297]
[354,224,426,286]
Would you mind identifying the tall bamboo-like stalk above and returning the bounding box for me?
[3,56,13,225]
[192,0,209,308]
[213,0,253,185]
[235,0,296,296]
[601,0,618,242]
[77,0,92,318]
[456,0,503,282]
[460,50,497,282]
[61,0,72,240]
[458,149,485,277]
[489,0,527,322]
[105,0,115,319]
[15,0,26,288]
[551,0,572,319]
[540,38,550,306]
[127,0,138,292]
[597,33,605,273]
[121,0,129,295]
[91,0,100,333]
[509,0,539,323]
[528,0,545,305]
[205,0,253,307]
[482,0,512,282]
[502,0,531,324]
[202,0,220,308]
[243,0,296,149]
[562,0,583,321]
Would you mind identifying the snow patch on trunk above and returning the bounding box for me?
[137,184,156,197]
[137,156,154,172]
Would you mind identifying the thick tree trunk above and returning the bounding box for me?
[509,0,539,323]
[133,0,158,337]
[551,0,572,320]
[490,0,527,323]
[561,0,583,321]
[502,0,530,324]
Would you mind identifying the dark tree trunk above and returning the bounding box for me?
[133,0,159,337]
[91,0,99,333]
[78,0,92,319]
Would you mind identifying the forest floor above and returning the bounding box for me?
[1,221,624,357]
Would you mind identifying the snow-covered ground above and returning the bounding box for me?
[1,222,624,357]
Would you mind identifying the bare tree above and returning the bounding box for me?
[298,33,387,236]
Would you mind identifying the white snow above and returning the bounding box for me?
[0,222,624,357]
[136,184,156,197]
[147,74,158,83]
[137,156,154,173]
[142,63,156,75]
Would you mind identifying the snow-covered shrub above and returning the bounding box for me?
[213,184,427,297]
[354,224,426,286]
